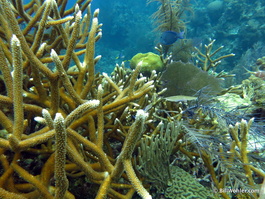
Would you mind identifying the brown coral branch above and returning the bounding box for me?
[11,35,24,141]
[95,173,111,199]
[80,9,101,98]
[96,84,104,148]
[0,110,13,134]
[0,45,13,98]
[22,3,46,36]
[15,0,31,22]
[51,49,84,105]
[30,0,52,53]
[61,10,82,70]
[64,100,99,127]
[123,159,151,199]
[67,128,114,173]
[239,119,256,192]
[194,39,235,72]
[109,110,151,198]
[0,188,27,199]
[66,144,106,181]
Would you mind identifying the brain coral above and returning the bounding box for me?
[130,52,164,75]
[165,166,215,199]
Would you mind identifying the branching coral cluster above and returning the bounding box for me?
[0,0,156,198]
[194,39,235,73]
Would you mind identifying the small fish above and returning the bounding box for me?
[115,51,125,60]
[244,67,265,80]
[250,70,265,80]
[164,95,197,102]
[160,30,184,45]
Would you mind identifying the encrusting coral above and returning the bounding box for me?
[130,52,164,76]
[0,0,265,199]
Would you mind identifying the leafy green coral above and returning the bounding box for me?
[242,75,265,105]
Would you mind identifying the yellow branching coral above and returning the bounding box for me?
[0,0,156,198]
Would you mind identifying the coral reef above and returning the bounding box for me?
[0,0,265,199]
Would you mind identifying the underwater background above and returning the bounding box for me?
[60,0,265,82]
[21,0,265,78]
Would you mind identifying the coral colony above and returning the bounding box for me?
[0,0,265,199]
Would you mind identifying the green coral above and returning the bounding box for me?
[242,75,265,105]
[215,93,252,112]
[165,166,216,199]
[130,52,164,75]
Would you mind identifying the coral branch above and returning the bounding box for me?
[11,35,24,140]
[54,113,68,199]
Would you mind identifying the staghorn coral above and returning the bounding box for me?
[194,39,235,73]
[0,0,157,198]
